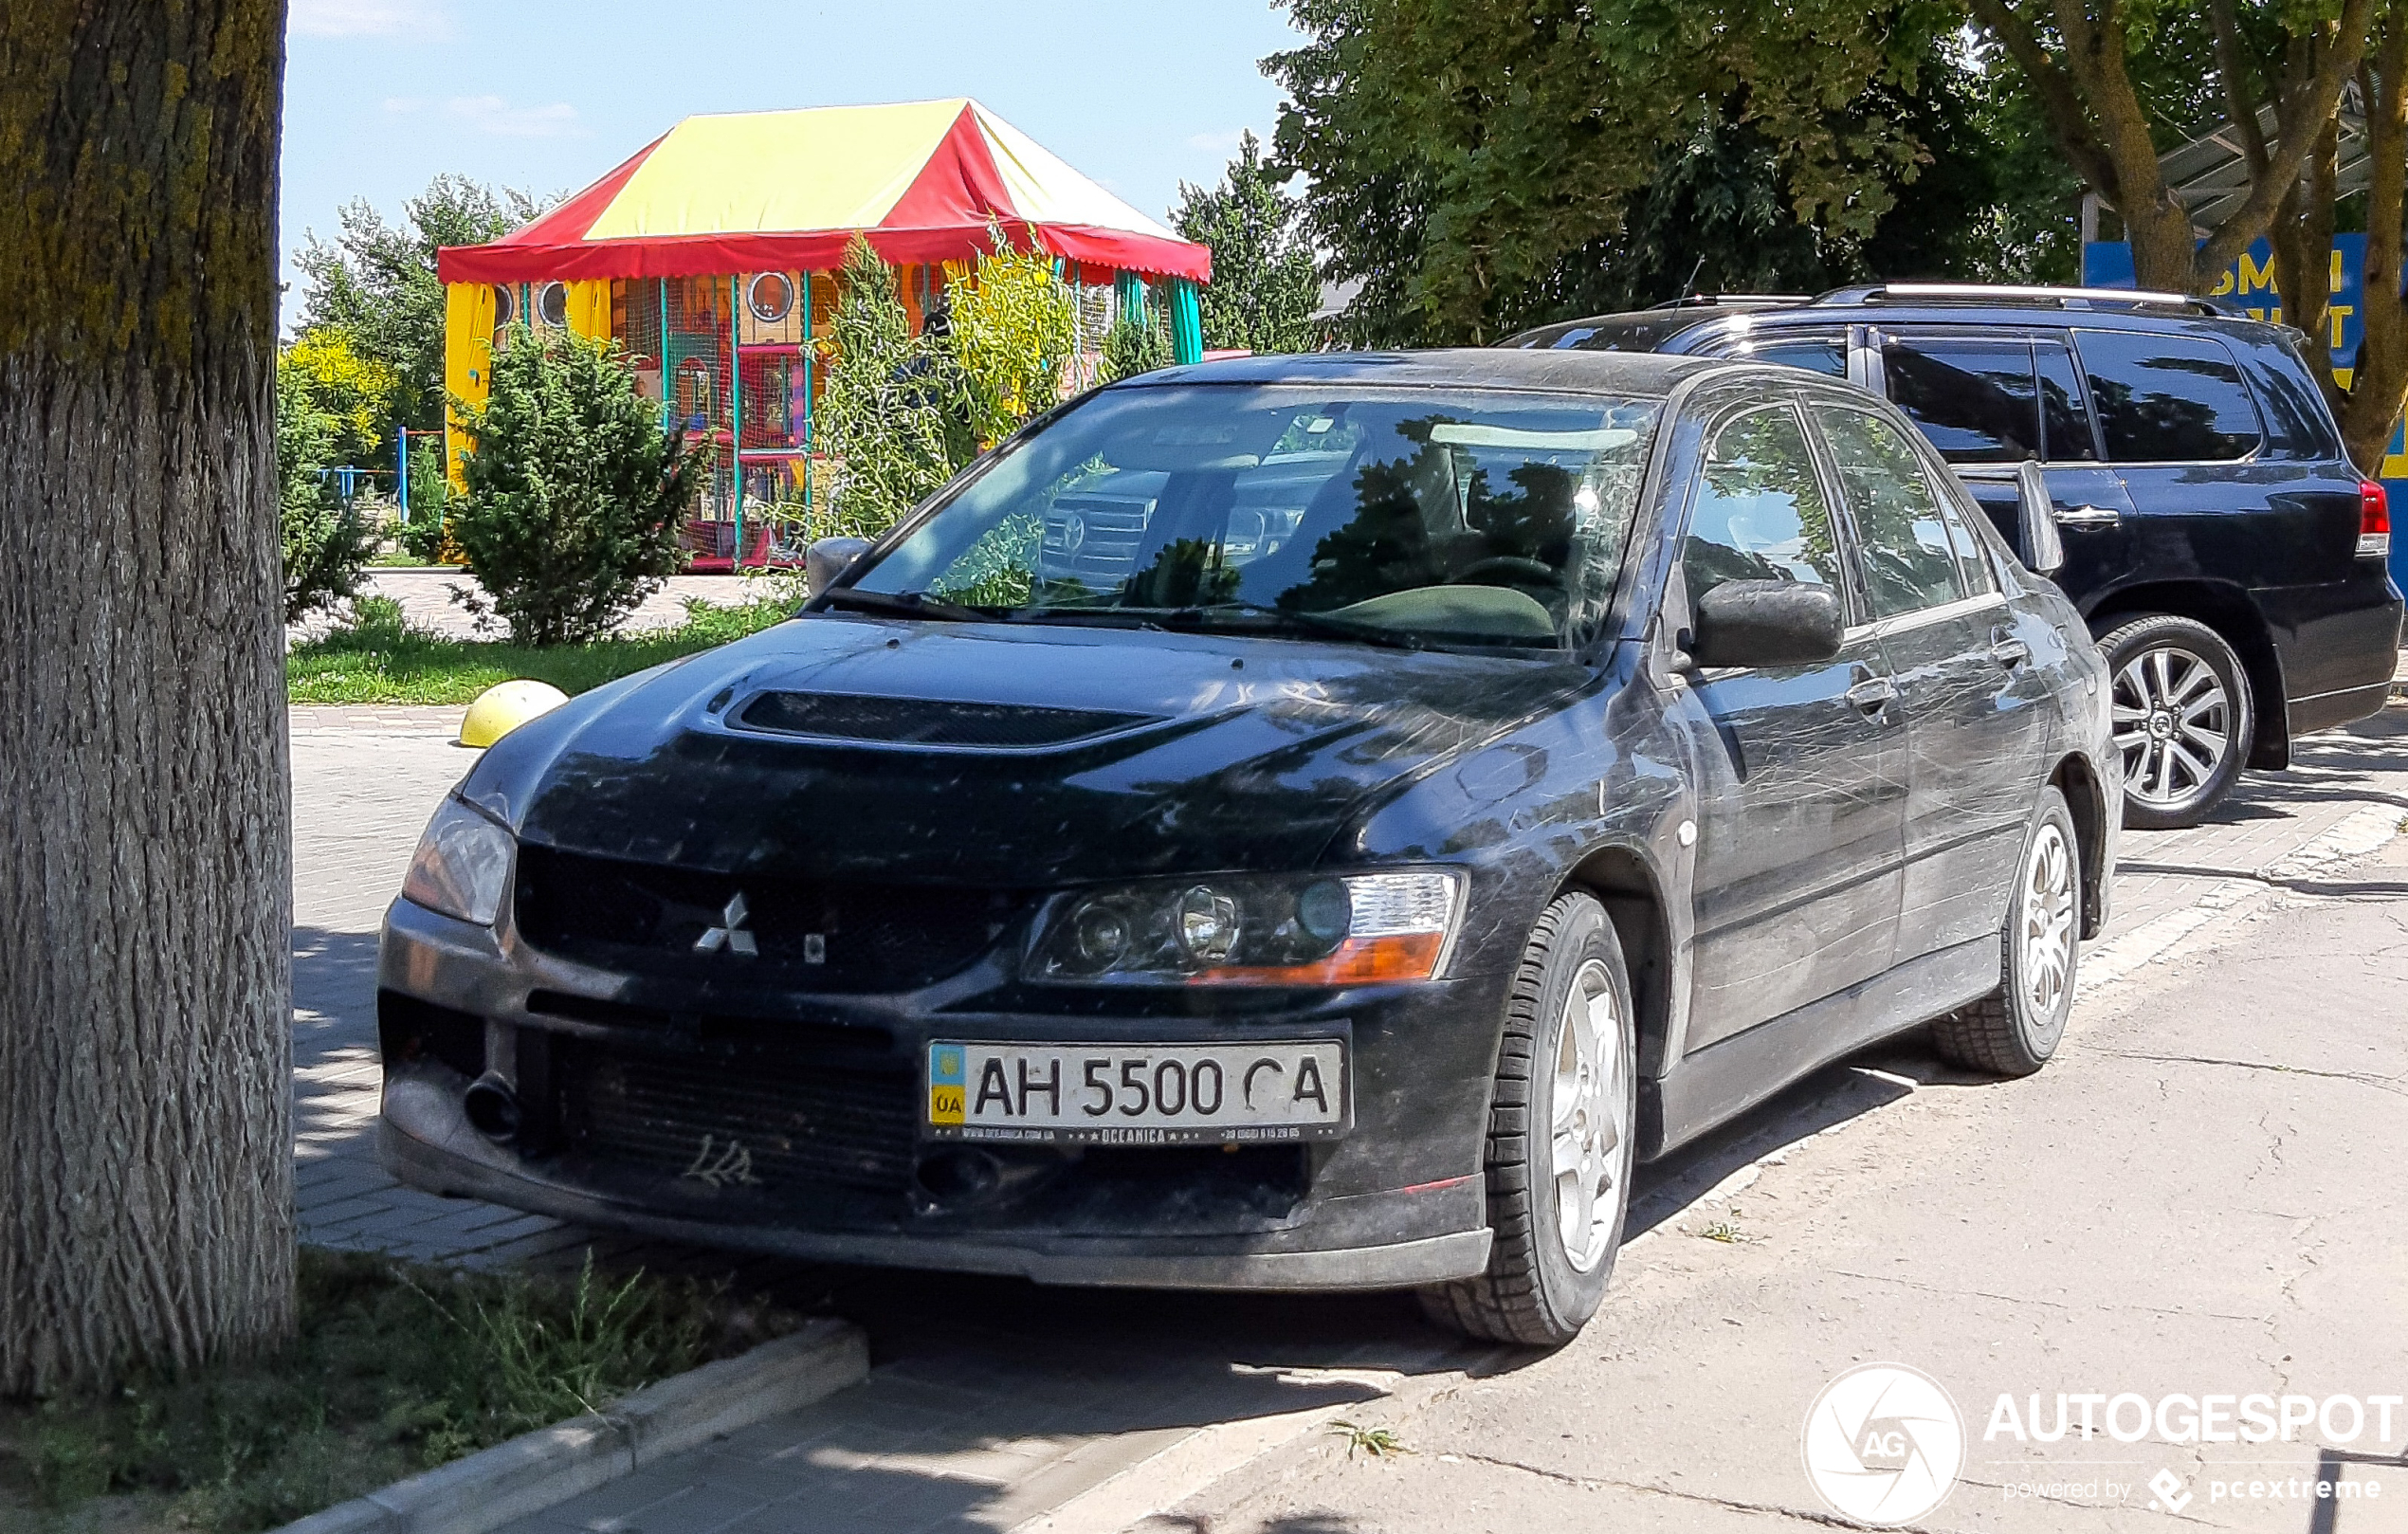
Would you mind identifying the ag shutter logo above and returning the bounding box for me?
[1802,1363,1966,1526]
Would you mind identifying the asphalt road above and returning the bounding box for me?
[288,701,2408,1534]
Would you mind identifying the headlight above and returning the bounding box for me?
[1029,869,1464,985]
[399,796,516,926]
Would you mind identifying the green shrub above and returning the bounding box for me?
[813,237,967,538]
[449,327,698,645]
[1101,306,1173,381]
[277,368,378,624]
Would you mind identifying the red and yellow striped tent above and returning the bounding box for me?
[435,99,1211,561]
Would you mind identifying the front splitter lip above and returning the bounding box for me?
[379,1073,1490,1292]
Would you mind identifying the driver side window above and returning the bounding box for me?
[1682,403,1847,607]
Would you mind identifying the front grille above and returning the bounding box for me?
[515,845,1021,992]
[735,691,1156,748]
[556,1037,918,1195]
[1042,494,1152,586]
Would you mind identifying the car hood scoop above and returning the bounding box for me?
[464,616,1595,886]
[733,690,1159,749]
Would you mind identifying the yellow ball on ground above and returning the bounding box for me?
[459,680,568,748]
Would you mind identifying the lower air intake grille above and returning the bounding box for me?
[734,691,1156,748]
[556,1038,918,1196]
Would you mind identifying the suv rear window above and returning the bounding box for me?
[2073,330,2262,462]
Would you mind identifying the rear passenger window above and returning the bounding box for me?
[1817,408,1992,617]
[1881,338,2040,463]
[2074,330,2262,461]
[1735,336,1847,376]
[2036,341,2099,461]
[1682,405,1847,604]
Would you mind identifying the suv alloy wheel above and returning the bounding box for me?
[2094,613,2255,830]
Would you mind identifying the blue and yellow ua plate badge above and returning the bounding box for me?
[927,1043,966,1125]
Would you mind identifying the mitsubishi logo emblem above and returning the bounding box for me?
[694,893,758,957]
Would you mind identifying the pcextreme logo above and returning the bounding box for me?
[1801,1363,1967,1526]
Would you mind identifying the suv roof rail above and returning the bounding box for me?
[1810,283,2231,317]
[1645,293,1815,311]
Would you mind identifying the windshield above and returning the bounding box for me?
[845,384,1663,648]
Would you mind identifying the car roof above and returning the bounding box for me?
[1506,285,2303,355]
[1113,347,1732,397]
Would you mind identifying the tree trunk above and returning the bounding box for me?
[2271,116,2343,413]
[0,0,295,1395]
[2344,9,2408,475]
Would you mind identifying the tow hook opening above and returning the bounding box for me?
[463,1071,521,1141]
[915,1146,1004,1206]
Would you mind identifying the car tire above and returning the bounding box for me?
[2094,613,2254,830]
[1931,787,2082,1077]
[1419,892,1636,1348]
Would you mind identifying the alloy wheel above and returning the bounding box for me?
[1551,958,1631,1273]
[2111,645,2232,812]
[2019,821,2078,1021]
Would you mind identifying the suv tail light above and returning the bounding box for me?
[2359,481,2391,560]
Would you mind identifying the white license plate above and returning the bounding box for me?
[924,1040,1349,1144]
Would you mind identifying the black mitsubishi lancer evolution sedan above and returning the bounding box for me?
[378,350,2119,1345]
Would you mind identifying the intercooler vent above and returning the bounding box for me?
[556,1037,919,1196]
[733,691,1158,748]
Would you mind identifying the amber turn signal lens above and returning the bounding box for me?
[1188,931,1447,986]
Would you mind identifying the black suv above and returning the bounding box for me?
[1511,284,2405,827]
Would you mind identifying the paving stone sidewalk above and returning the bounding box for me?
[286,698,2408,1534]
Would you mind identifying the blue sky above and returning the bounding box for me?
[280,0,1304,296]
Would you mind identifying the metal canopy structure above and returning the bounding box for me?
[2158,89,2374,231]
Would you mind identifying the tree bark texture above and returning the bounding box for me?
[0,0,294,1395]
[2344,9,2408,475]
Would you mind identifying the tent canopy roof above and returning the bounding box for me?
[438,98,1210,285]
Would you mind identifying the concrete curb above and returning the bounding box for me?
[272,1316,867,1534]
[2075,802,2402,999]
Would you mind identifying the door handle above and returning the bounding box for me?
[1989,633,2032,668]
[1846,676,1896,713]
[2052,503,2120,528]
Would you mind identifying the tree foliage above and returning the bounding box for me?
[1967,0,2376,292]
[1268,0,1961,343]
[450,329,697,645]
[1175,132,1323,353]
[814,236,1082,535]
[294,175,547,444]
[280,326,401,466]
[947,231,1080,447]
[275,352,378,624]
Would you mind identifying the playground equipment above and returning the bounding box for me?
[437,99,1213,571]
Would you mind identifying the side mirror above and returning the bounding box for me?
[1687,580,1845,670]
[805,536,872,598]
[2013,460,2066,575]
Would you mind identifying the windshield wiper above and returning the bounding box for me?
[1156,601,1429,651]
[814,587,993,622]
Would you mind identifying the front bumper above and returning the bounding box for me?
[374,895,1501,1291]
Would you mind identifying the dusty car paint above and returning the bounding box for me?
[376,351,2119,1290]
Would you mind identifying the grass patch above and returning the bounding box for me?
[288,594,795,705]
[0,1248,798,1534]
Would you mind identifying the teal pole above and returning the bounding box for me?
[729,275,743,565]
[395,428,409,523]
[801,269,814,513]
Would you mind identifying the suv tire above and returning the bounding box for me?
[1420,893,1635,1347]
[1932,787,2081,1077]
[2095,613,2254,830]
